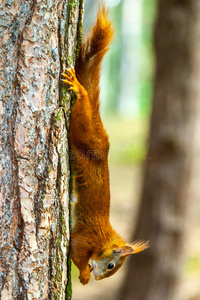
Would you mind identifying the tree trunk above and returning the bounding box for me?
[0,0,84,299]
[119,1,200,300]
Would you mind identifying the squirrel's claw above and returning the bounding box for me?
[62,78,72,85]
[66,67,76,78]
[62,67,75,79]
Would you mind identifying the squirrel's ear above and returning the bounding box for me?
[119,245,134,257]
[113,241,149,257]
[120,245,134,257]
[113,245,134,257]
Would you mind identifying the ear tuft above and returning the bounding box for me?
[131,241,149,254]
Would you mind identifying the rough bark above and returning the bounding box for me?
[0,0,84,299]
[119,1,200,300]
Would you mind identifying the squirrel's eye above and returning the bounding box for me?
[107,262,115,270]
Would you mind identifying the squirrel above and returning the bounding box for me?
[62,3,149,285]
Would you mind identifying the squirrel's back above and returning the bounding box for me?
[75,3,114,108]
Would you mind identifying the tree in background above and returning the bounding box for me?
[0,0,84,298]
[120,1,200,300]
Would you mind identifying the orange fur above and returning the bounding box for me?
[63,3,148,285]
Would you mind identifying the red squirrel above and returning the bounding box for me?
[62,3,148,285]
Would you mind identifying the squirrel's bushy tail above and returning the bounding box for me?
[75,3,114,107]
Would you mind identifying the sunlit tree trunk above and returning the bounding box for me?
[120,1,200,300]
[0,0,84,299]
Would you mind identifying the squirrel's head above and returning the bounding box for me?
[91,241,149,280]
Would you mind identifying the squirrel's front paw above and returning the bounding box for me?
[79,269,90,285]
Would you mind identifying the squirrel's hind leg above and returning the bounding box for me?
[63,68,109,160]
